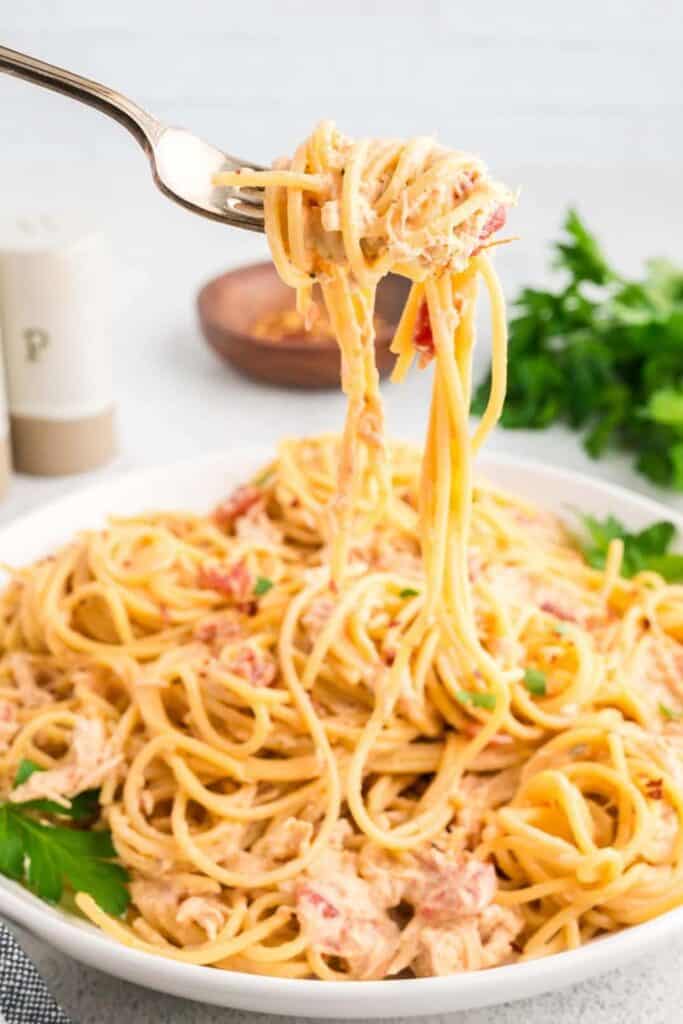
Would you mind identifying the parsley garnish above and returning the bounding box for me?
[253,577,274,596]
[659,702,683,721]
[473,209,683,489]
[457,690,496,710]
[577,514,683,581]
[523,668,547,696]
[0,761,129,914]
[399,588,420,598]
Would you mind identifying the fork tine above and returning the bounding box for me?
[231,186,264,208]
[223,193,265,224]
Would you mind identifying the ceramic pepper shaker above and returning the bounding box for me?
[0,217,116,476]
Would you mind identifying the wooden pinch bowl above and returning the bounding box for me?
[197,261,411,389]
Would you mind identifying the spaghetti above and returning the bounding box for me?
[1,123,683,980]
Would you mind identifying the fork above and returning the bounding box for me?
[0,45,265,232]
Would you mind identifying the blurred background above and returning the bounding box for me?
[1,0,681,517]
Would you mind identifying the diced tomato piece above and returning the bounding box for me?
[214,485,262,530]
[479,204,507,243]
[413,301,434,356]
[197,558,253,602]
[299,885,340,920]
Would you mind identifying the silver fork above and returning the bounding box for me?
[0,44,265,232]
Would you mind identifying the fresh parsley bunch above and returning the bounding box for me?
[0,760,129,915]
[474,210,683,488]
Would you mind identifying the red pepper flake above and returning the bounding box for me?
[645,778,664,800]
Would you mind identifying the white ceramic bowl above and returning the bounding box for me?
[1,448,681,1018]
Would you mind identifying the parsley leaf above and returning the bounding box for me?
[15,812,129,914]
[0,806,24,881]
[523,668,547,696]
[253,577,274,597]
[0,769,129,914]
[399,587,420,598]
[553,208,613,286]
[576,513,683,581]
[474,209,683,489]
[14,758,42,786]
[660,702,683,721]
[457,690,496,710]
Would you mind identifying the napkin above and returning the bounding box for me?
[0,921,72,1023]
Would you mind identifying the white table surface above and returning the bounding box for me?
[2,2,683,1019]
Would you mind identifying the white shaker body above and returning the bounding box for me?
[0,218,116,475]
[0,333,11,496]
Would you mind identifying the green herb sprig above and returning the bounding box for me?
[253,576,274,597]
[660,702,683,722]
[0,760,129,915]
[457,690,496,710]
[577,514,683,581]
[523,668,547,696]
[474,210,683,489]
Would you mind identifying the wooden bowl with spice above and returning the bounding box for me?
[197,261,411,389]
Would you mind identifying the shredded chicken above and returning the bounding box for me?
[8,653,51,708]
[10,716,121,806]
[296,831,516,978]
[301,597,335,640]
[255,818,313,861]
[482,564,596,628]
[398,904,523,976]
[296,855,400,980]
[175,896,227,942]
[455,769,521,842]
[193,612,243,645]
[643,801,679,863]
[130,877,228,945]
[235,505,283,546]
[321,199,341,232]
[404,849,497,924]
[626,633,683,717]
[225,645,276,687]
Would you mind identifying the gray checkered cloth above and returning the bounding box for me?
[0,922,72,1024]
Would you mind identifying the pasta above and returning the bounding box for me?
[1,122,683,981]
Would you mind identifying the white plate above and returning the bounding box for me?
[1,448,681,1018]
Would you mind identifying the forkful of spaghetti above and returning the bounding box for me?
[214,122,515,585]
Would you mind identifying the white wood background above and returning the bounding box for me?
[3,0,682,166]
[1,3,683,1022]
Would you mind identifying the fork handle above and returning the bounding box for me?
[0,44,162,153]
